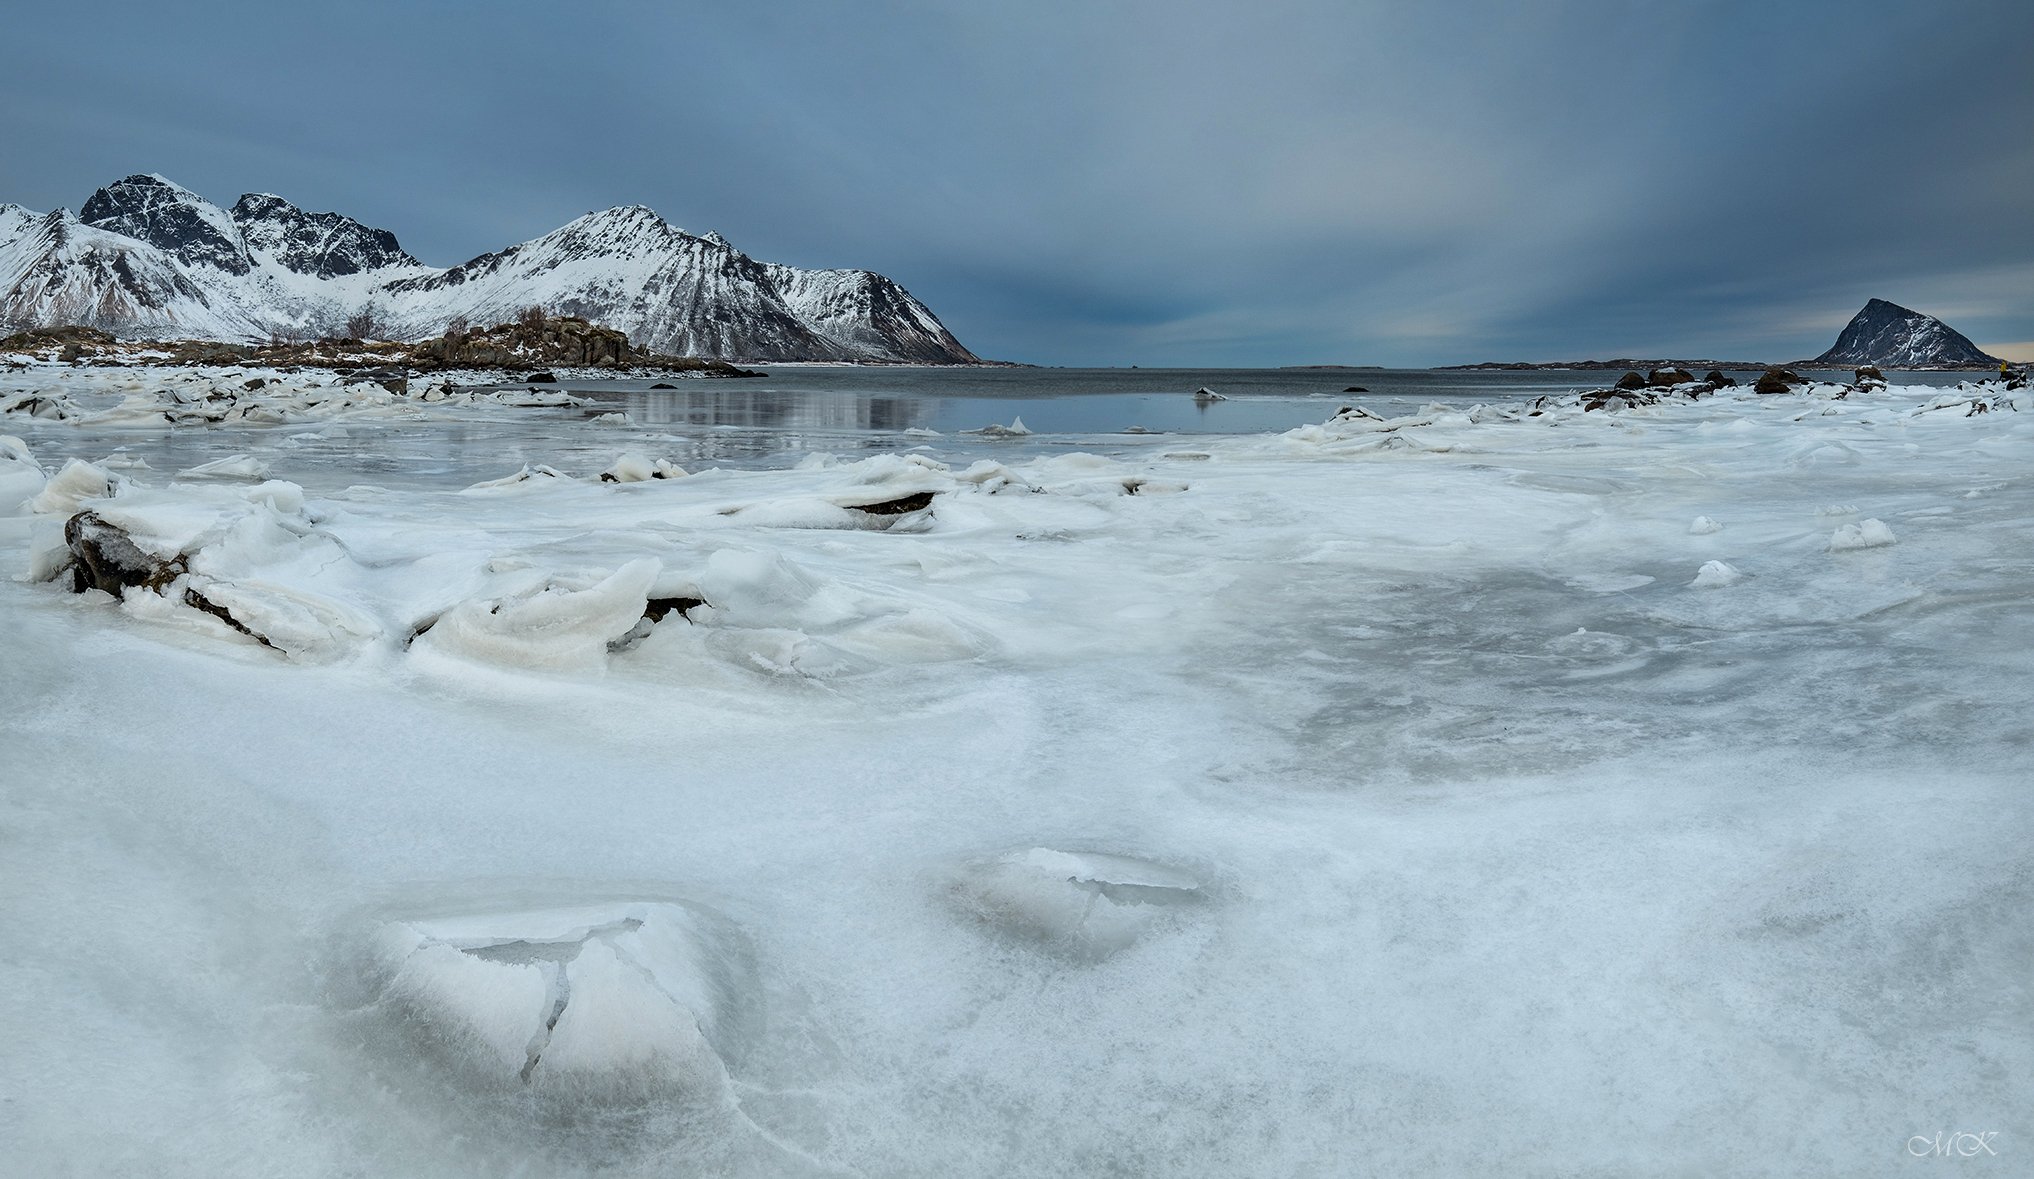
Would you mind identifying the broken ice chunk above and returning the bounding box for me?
[25,458,121,516]
[413,559,659,669]
[949,847,1205,961]
[1690,560,1744,588]
[461,465,573,493]
[0,435,44,512]
[963,416,1032,438]
[1828,518,1896,551]
[372,901,754,1099]
[177,454,271,480]
[1689,516,1722,535]
[599,451,687,482]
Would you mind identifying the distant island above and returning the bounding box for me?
[1441,299,2007,372]
[1437,358,1767,372]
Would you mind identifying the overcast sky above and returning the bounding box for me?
[3,0,2028,365]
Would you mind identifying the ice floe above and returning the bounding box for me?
[4,368,2033,1175]
[371,900,755,1098]
[948,847,1206,960]
[1828,518,1897,551]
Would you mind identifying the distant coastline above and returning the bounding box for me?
[1437,359,2005,372]
[1436,359,1769,372]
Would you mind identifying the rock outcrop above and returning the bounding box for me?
[412,316,637,369]
[1754,367,1806,394]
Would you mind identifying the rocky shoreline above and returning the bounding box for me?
[0,315,764,378]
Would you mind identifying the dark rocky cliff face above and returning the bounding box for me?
[80,174,252,275]
[231,193,418,277]
[1811,299,2001,368]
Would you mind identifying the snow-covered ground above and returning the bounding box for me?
[3,368,2030,1176]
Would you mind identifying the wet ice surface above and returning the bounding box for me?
[3,365,2031,1176]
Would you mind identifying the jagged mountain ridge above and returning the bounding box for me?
[1809,298,2001,369]
[231,192,419,279]
[0,174,979,363]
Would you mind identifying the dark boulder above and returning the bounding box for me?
[846,491,936,516]
[526,370,559,383]
[1703,370,1736,387]
[65,511,184,595]
[1342,385,1369,393]
[642,596,706,624]
[1854,364,1885,382]
[1754,367,1804,394]
[342,367,409,394]
[1647,367,1695,387]
[1581,388,1659,412]
[1614,371,1647,391]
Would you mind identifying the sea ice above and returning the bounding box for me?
[0,434,44,510]
[948,847,1205,960]
[372,900,753,1098]
[1690,559,1744,588]
[4,369,2032,1176]
[413,559,661,670]
[964,416,1032,437]
[24,457,119,515]
[1828,518,1897,551]
[178,453,273,479]
[600,451,687,482]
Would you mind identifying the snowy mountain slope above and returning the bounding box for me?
[79,173,253,275]
[0,207,261,338]
[232,192,419,278]
[380,206,851,361]
[766,263,977,363]
[1809,298,2001,368]
[2,174,981,362]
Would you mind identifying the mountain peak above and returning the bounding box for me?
[81,173,251,275]
[575,204,665,228]
[230,191,417,277]
[3,174,979,362]
[1811,299,2000,369]
[232,192,296,215]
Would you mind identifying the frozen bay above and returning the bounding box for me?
[1,365,2028,1176]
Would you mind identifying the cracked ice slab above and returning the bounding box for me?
[374,901,753,1096]
[949,847,1206,961]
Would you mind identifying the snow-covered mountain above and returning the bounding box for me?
[1810,298,2001,369]
[0,174,980,363]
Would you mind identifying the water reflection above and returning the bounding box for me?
[14,367,1996,495]
[605,387,932,433]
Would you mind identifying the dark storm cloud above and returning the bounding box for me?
[3,0,2028,364]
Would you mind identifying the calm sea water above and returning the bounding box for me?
[554,365,1978,458]
[568,365,1689,437]
[27,366,1986,489]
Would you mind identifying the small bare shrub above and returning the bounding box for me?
[344,305,384,341]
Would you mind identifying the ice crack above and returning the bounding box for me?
[453,916,645,1084]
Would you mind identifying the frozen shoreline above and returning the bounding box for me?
[3,369,2030,1175]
